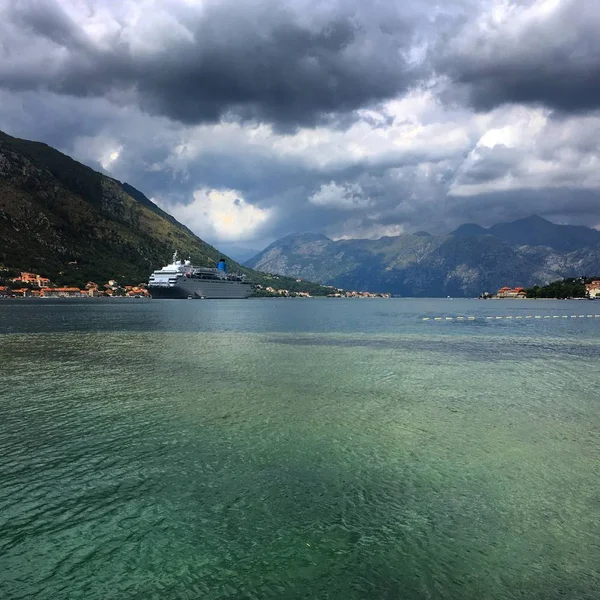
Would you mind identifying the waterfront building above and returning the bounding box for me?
[10,288,30,297]
[10,272,51,288]
[496,286,527,298]
[586,280,600,298]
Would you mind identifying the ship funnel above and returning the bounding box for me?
[217,258,227,273]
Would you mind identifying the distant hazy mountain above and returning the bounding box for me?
[452,215,600,252]
[245,217,600,297]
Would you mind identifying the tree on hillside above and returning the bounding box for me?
[525,278,587,298]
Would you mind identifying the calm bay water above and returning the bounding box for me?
[1,298,599,599]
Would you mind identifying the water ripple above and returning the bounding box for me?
[1,305,599,599]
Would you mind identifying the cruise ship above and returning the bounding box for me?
[148,252,253,299]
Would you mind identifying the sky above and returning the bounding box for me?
[1,0,600,250]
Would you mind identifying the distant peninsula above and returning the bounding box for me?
[479,278,600,299]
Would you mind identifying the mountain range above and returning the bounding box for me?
[245,217,600,297]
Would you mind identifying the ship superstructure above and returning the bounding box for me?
[148,252,252,299]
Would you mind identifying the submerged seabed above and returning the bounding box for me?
[1,309,599,599]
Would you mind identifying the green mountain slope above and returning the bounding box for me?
[0,130,238,285]
[246,219,600,297]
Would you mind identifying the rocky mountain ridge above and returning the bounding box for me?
[246,217,600,297]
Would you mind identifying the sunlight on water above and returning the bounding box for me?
[1,300,599,599]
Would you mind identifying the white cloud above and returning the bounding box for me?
[447,0,566,60]
[154,188,272,242]
[332,222,406,240]
[100,147,122,170]
[269,90,474,170]
[67,131,125,171]
[309,181,372,210]
[450,107,600,197]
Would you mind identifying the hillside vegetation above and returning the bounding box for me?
[525,278,598,299]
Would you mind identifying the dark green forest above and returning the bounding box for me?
[525,277,598,299]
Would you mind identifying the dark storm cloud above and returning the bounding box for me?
[10,0,86,51]
[0,90,115,151]
[0,0,427,128]
[436,0,600,114]
[2,0,600,246]
[446,188,600,230]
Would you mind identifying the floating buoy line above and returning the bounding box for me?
[422,314,600,322]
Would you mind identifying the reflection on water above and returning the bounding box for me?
[0,300,599,599]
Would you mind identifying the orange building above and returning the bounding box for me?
[11,272,51,288]
[496,286,527,298]
[126,286,150,297]
[586,280,600,299]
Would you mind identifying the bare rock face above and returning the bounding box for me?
[1,148,43,190]
[100,178,127,221]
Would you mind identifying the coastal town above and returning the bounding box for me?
[0,270,392,299]
[255,283,391,298]
[0,271,150,298]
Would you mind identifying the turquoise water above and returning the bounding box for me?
[1,298,599,599]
